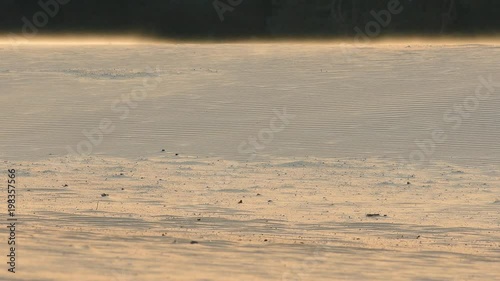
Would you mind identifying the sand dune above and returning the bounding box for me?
[1,42,499,280]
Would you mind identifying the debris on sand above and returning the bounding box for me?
[101,193,109,197]
[238,200,243,204]
[366,214,387,217]
[190,241,199,244]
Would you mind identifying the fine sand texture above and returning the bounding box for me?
[11,155,500,281]
[1,42,500,165]
[0,42,499,280]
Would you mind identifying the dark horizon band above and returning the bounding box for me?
[1,0,499,39]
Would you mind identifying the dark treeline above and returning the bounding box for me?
[1,0,499,40]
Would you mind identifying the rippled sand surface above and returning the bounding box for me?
[1,43,500,166]
[1,42,499,280]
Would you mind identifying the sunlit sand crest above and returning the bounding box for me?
[1,34,500,46]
